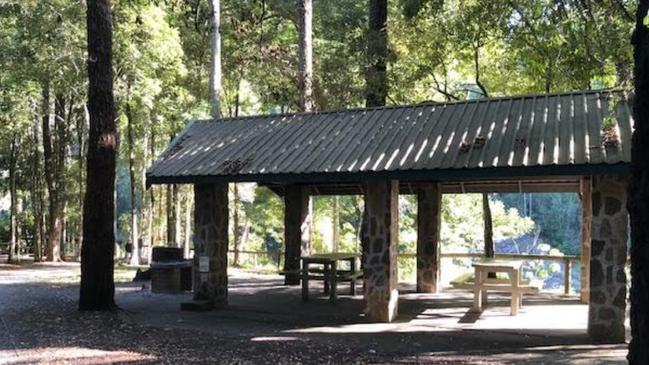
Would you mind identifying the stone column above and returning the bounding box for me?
[363,180,399,322]
[283,185,311,285]
[193,183,229,307]
[580,177,592,303]
[416,183,441,293]
[588,175,628,343]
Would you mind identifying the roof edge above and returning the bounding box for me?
[146,163,630,187]
[188,88,630,124]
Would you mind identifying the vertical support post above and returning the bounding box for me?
[588,175,628,343]
[192,183,228,307]
[581,177,592,303]
[564,258,571,295]
[283,185,311,285]
[363,180,399,322]
[416,183,441,293]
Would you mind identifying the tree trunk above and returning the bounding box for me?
[76,105,89,259]
[8,136,18,263]
[139,119,149,263]
[628,2,649,362]
[365,0,388,107]
[483,193,494,257]
[31,111,44,262]
[183,190,192,259]
[43,92,66,262]
[166,184,178,246]
[79,0,117,311]
[332,196,340,253]
[145,130,155,264]
[126,96,140,265]
[209,0,221,119]
[232,183,241,266]
[174,185,181,247]
[483,193,496,279]
[57,94,71,259]
[297,0,314,112]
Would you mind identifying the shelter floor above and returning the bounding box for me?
[0,261,630,364]
[119,269,629,363]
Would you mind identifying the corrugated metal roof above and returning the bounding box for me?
[147,89,632,185]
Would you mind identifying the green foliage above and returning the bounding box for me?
[497,193,581,255]
[0,0,634,263]
[441,194,535,252]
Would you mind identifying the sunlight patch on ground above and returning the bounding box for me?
[250,336,299,342]
[398,344,628,365]
[0,346,155,365]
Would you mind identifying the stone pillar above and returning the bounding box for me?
[193,183,229,307]
[588,175,628,343]
[363,180,399,322]
[416,183,441,293]
[283,185,311,285]
[580,177,592,303]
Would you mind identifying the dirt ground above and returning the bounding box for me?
[0,259,629,364]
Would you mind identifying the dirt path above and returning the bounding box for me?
[0,261,628,364]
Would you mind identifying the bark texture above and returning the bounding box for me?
[79,0,117,311]
[8,136,18,262]
[366,0,388,107]
[628,2,649,361]
[126,95,139,265]
[297,0,314,112]
[209,0,221,119]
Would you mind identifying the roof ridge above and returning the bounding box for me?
[194,88,627,124]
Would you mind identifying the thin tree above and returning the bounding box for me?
[79,0,117,311]
[366,0,388,108]
[628,1,649,362]
[209,0,221,119]
[297,0,314,112]
[8,135,18,263]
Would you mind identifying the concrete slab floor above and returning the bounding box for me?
[0,261,630,364]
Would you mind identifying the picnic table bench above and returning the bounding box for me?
[301,253,362,303]
[471,259,539,316]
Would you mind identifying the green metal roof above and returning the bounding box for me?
[147,89,632,185]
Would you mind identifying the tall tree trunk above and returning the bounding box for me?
[232,184,241,266]
[209,0,221,119]
[79,0,117,311]
[126,96,140,265]
[166,184,179,246]
[140,118,150,263]
[43,93,65,262]
[332,196,340,253]
[365,0,388,107]
[628,2,649,362]
[31,112,44,262]
[76,105,89,259]
[297,0,313,112]
[57,95,71,259]
[483,193,494,257]
[483,193,496,279]
[183,190,192,259]
[8,136,18,263]
[174,185,181,246]
[145,129,155,263]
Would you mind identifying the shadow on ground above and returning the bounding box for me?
[0,263,629,364]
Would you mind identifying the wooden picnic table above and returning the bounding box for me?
[301,253,362,303]
[471,259,536,316]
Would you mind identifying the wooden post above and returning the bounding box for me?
[564,258,571,295]
[580,177,592,303]
[416,183,441,293]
